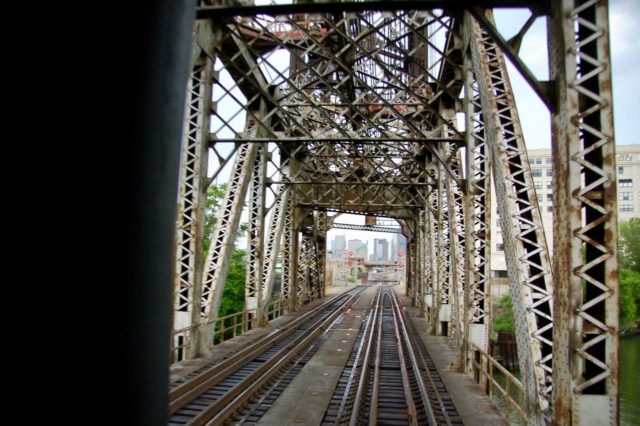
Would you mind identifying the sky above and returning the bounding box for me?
[221,1,640,250]
[493,0,640,148]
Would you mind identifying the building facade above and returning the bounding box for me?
[347,239,368,259]
[372,238,390,261]
[490,144,640,297]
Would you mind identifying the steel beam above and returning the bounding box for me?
[463,57,493,368]
[173,28,214,360]
[332,223,403,234]
[173,19,225,361]
[446,149,466,345]
[469,10,554,423]
[198,118,260,356]
[197,1,548,19]
[259,186,290,323]
[549,1,619,424]
[245,144,267,327]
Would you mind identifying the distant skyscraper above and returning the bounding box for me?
[330,234,346,258]
[348,239,368,259]
[391,234,406,261]
[373,238,389,261]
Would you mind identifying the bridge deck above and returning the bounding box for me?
[170,286,507,425]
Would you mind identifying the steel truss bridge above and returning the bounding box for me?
[133,1,620,424]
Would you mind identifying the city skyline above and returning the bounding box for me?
[327,216,406,261]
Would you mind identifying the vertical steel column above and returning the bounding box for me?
[468,11,554,423]
[427,185,440,335]
[173,20,217,360]
[417,209,428,316]
[463,66,474,369]
[424,200,435,322]
[408,223,418,305]
[282,196,298,312]
[463,58,492,367]
[259,186,291,324]
[446,149,466,344]
[404,231,413,300]
[549,1,619,424]
[315,211,328,299]
[437,159,452,336]
[295,209,312,308]
[245,145,267,327]
[299,233,316,303]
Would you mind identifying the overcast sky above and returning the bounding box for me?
[494,0,639,148]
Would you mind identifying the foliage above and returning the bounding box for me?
[218,249,246,317]
[204,183,227,255]
[619,268,640,328]
[493,294,515,333]
[619,218,640,272]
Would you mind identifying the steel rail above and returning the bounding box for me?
[342,287,381,426]
[388,292,420,426]
[168,288,360,415]
[201,292,361,425]
[367,287,384,425]
[390,290,444,426]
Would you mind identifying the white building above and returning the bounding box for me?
[490,144,640,297]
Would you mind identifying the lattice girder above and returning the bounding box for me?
[468,10,554,424]
[198,116,261,356]
[549,1,619,424]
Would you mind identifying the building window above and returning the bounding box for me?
[536,191,543,200]
[547,206,553,212]
[547,193,553,202]
[620,179,633,187]
[496,242,504,251]
[617,154,633,162]
[534,157,542,164]
[620,192,633,201]
[532,169,542,177]
[546,157,552,164]
[535,181,542,189]
[620,205,634,212]
[546,169,553,177]
[546,181,552,190]
[619,166,624,174]
[492,270,508,278]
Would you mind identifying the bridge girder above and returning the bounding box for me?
[170,2,620,424]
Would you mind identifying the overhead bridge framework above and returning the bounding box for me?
[171,1,619,424]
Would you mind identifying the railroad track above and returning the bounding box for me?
[323,287,462,425]
[167,286,365,426]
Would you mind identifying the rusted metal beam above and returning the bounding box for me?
[333,223,403,234]
[549,1,619,424]
[198,1,548,19]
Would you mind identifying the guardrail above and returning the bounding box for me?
[170,298,289,363]
[470,343,527,424]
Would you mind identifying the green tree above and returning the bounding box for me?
[619,218,640,272]
[219,249,246,316]
[619,268,640,328]
[493,294,515,333]
[204,183,227,255]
